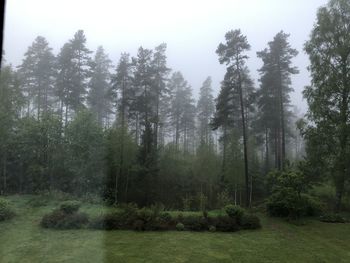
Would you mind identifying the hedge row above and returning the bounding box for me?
[41,202,261,232]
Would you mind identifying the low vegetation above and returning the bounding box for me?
[1,195,350,263]
[42,201,260,232]
[0,198,15,221]
[41,201,88,229]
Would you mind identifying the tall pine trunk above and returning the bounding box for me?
[237,68,249,208]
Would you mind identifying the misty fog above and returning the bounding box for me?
[4,0,328,112]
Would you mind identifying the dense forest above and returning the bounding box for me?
[0,0,349,215]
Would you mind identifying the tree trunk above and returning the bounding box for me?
[2,154,7,195]
[221,122,227,189]
[265,127,269,174]
[277,62,286,170]
[114,172,119,204]
[237,69,250,208]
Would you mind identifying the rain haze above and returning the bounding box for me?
[3,1,350,260]
[4,0,328,113]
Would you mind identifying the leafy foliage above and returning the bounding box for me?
[266,169,324,218]
[0,198,15,221]
[41,202,88,229]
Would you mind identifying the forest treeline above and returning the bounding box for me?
[0,0,349,211]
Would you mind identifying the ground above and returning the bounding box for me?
[1,195,350,263]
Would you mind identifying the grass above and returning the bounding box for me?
[1,195,350,262]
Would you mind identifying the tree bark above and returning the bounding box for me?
[237,66,250,208]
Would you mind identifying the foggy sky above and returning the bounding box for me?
[4,0,329,113]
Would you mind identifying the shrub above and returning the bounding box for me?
[225,204,245,222]
[267,187,324,219]
[177,213,184,222]
[60,201,81,214]
[176,222,185,231]
[267,187,304,218]
[133,219,145,231]
[87,205,261,232]
[59,212,89,229]
[182,215,208,231]
[117,203,138,224]
[150,202,165,217]
[41,209,66,228]
[89,212,124,230]
[213,215,239,232]
[266,168,322,219]
[137,207,154,223]
[159,212,172,223]
[41,209,89,229]
[303,194,325,216]
[319,213,346,223]
[0,199,15,221]
[240,214,261,229]
[156,212,176,230]
[41,201,89,229]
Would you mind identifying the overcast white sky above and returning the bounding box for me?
[4,0,328,113]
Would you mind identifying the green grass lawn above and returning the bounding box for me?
[1,195,350,263]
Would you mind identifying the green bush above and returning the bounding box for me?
[182,215,208,231]
[41,209,88,229]
[266,169,322,219]
[177,213,184,222]
[87,204,261,232]
[0,199,15,221]
[60,201,81,214]
[319,213,346,223]
[117,203,138,224]
[89,212,124,230]
[213,215,239,232]
[176,222,185,231]
[41,209,66,228]
[137,207,154,223]
[303,194,325,216]
[155,212,174,230]
[159,212,172,223]
[59,213,89,229]
[240,214,261,229]
[225,204,245,222]
[267,187,324,219]
[133,219,145,231]
[41,201,88,229]
[267,187,304,218]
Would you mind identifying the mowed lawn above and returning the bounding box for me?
[1,196,350,263]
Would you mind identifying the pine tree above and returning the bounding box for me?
[257,31,298,170]
[87,46,112,126]
[168,71,194,151]
[56,30,92,126]
[197,76,215,145]
[216,29,251,207]
[0,64,23,194]
[151,43,171,149]
[110,52,134,203]
[17,36,55,119]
